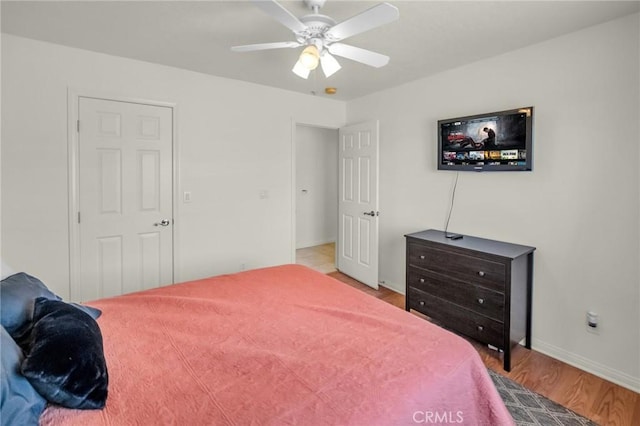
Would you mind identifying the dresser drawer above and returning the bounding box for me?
[407,243,505,292]
[408,287,504,348]
[407,268,505,322]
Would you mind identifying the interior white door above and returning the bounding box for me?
[78,97,173,300]
[337,120,379,289]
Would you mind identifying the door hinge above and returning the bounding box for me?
[77,212,81,224]
[77,120,80,133]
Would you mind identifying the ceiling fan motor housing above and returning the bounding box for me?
[297,14,337,46]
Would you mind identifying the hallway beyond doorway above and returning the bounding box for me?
[295,243,336,274]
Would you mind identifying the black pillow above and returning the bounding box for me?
[69,303,102,321]
[20,298,108,409]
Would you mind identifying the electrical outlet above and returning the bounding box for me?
[183,191,192,203]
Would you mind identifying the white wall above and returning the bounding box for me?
[2,13,638,393]
[295,125,338,249]
[1,34,345,298]
[347,13,640,391]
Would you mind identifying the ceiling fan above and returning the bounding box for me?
[231,0,399,79]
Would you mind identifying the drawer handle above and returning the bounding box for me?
[478,271,485,277]
[477,325,484,332]
[419,300,425,306]
[419,255,425,260]
[478,298,484,304]
[419,278,425,283]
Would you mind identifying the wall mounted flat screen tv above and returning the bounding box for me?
[438,107,533,171]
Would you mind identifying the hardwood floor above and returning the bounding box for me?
[298,244,640,426]
[296,243,337,274]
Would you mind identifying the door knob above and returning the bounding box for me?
[363,211,377,216]
[154,219,171,227]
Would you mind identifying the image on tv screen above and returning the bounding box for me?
[440,111,528,167]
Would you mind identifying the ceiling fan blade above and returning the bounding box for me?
[325,3,399,42]
[231,41,302,52]
[328,43,389,68]
[251,0,307,33]
[320,52,341,78]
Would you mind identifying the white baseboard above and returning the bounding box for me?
[532,338,640,393]
[379,279,404,295]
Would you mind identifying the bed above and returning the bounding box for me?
[35,264,513,425]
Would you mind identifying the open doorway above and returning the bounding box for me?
[294,124,338,274]
[296,243,336,274]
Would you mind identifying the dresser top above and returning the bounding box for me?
[405,229,535,259]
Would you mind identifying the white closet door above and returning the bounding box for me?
[78,97,173,300]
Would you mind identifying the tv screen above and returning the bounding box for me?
[438,107,533,171]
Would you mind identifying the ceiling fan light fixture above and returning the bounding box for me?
[299,45,320,70]
[320,52,341,77]
[292,60,311,79]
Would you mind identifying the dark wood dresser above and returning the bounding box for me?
[405,229,535,371]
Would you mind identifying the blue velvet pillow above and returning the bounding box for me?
[1,326,47,426]
[0,273,61,336]
[0,273,102,340]
[20,298,108,410]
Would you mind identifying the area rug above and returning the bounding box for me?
[488,369,599,425]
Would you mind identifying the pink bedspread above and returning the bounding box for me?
[41,265,513,425]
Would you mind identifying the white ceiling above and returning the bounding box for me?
[2,1,639,100]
